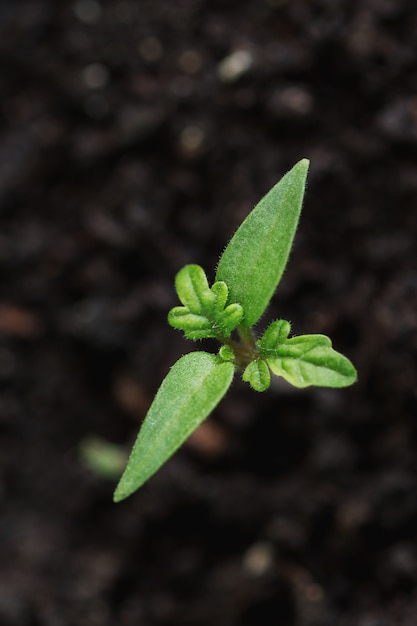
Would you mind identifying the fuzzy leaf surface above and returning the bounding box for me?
[216,159,309,327]
[257,319,291,352]
[114,352,234,501]
[267,335,357,388]
[243,359,271,392]
[175,263,215,313]
[168,264,243,339]
[168,308,216,340]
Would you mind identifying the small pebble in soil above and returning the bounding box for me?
[82,63,109,90]
[218,49,253,82]
[243,542,275,576]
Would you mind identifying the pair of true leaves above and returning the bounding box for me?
[168,264,356,391]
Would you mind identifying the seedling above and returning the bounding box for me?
[114,159,357,501]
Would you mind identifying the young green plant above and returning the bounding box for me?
[114,159,357,502]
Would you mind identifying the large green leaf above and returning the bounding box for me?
[114,352,234,501]
[267,335,357,388]
[216,159,309,327]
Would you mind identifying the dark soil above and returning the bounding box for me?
[1,1,417,625]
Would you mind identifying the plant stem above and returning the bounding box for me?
[216,324,259,369]
[237,324,256,348]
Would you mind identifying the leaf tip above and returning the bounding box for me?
[113,477,140,502]
[293,158,310,176]
[113,485,126,503]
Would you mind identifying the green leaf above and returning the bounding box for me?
[216,159,309,327]
[211,281,228,312]
[175,264,215,313]
[242,359,271,392]
[267,334,357,388]
[168,307,217,340]
[257,319,291,353]
[113,352,234,501]
[168,264,243,340]
[218,345,235,361]
[217,303,245,336]
[272,334,332,356]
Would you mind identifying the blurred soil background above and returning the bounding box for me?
[1,1,417,625]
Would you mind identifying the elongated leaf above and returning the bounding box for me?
[267,336,357,388]
[271,334,333,357]
[175,264,215,313]
[168,307,217,339]
[216,159,309,327]
[211,281,228,312]
[217,303,245,336]
[114,352,234,501]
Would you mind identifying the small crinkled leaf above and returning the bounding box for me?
[169,266,243,340]
[267,337,357,388]
[114,352,234,501]
[216,302,244,337]
[216,159,309,327]
[175,264,215,314]
[211,281,229,312]
[219,345,235,361]
[257,319,291,353]
[183,328,218,340]
[168,307,212,330]
[167,308,217,340]
[243,359,271,392]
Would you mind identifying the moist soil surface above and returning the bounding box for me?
[1,1,417,625]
